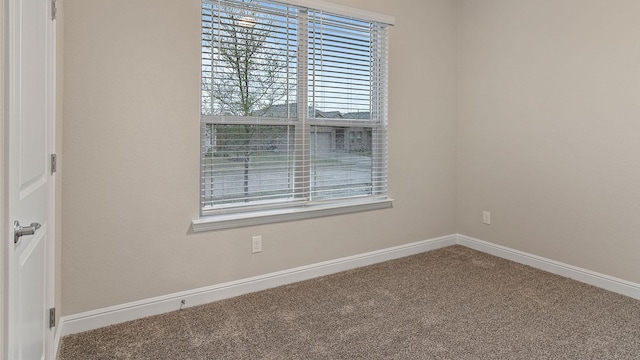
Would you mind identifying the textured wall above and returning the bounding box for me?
[457,0,640,283]
[62,0,457,315]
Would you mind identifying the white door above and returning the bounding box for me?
[6,0,56,359]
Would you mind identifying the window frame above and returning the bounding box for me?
[194,0,394,231]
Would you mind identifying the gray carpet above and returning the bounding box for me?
[59,245,640,359]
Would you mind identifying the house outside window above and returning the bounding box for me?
[196,0,394,230]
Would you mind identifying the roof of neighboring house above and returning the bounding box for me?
[342,111,371,119]
[257,103,371,120]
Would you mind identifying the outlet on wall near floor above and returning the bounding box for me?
[482,211,491,225]
[252,235,262,253]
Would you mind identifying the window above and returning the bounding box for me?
[196,0,393,230]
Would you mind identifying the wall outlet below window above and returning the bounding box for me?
[482,211,491,225]
[252,236,262,253]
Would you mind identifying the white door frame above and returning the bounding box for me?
[3,0,57,358]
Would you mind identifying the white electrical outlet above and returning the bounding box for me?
[252,235,262,253]
[482,211,491,225]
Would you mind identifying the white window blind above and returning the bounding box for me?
[201,0,389,217]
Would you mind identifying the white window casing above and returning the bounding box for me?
[195,0,393,231]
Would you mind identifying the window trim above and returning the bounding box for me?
[285,0,395,25]
[196,0,393,230]
[192,197,393,232]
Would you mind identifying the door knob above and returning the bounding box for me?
[14,221,41,244]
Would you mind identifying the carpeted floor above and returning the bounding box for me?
[59,245,640,359]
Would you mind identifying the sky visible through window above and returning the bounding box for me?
[202,0,374,118]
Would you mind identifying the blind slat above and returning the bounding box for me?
[201,0,388,212]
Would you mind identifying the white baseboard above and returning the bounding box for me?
[59,234,457,338]
[57,233,640,349]
[456,234,640,300]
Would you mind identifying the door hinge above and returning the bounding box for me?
[51,0,57,21]
[50,154,57,174]
[49,308,56,328]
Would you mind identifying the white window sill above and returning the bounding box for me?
[192,198,393,232]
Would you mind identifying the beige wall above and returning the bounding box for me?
[62,0,457,315]
[457,0,640,283]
